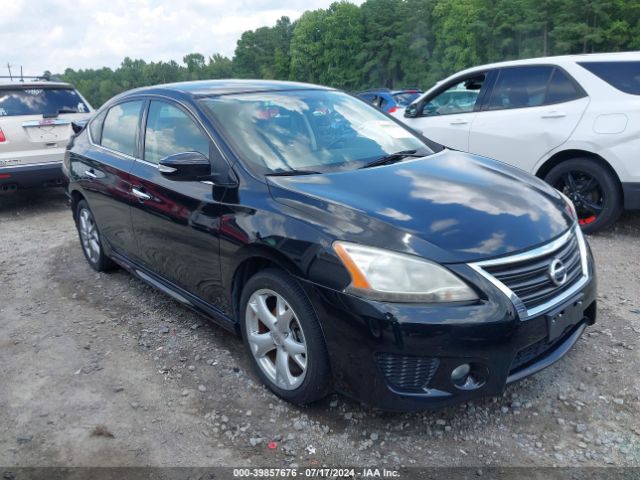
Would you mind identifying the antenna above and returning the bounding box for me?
[6,63,13,81]
[20,66,24,82]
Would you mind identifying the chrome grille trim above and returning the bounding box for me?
[469,225,589,320]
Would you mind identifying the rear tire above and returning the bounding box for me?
[544,158,622,234]
[239,268,332,405]
[75,200,117,272]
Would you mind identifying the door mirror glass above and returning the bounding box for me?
[158,151,211,181]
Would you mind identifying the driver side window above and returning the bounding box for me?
[144,101,210,164]
[421,74,485,117]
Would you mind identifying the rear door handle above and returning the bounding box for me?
[541,111,567,118]
[131,187,151,201]
[85,169,98,179]
[449,119,469,125]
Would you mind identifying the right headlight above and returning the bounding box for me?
[333,241,478,303]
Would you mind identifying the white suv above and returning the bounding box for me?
[395,52,640,233]
[0,79,92,193]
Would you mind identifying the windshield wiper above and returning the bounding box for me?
[360,150,424,169]
[266,169,323,177]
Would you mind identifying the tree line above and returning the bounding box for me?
[58,0,640,107]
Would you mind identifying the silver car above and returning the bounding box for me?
[0,79,93,193]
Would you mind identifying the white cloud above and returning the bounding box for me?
[0,0,361,76]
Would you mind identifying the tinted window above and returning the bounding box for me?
[200,90,431,174]
[422,75,485,116]
[144,101,210,164]
[101,101,143,156]
[89,110,106,143]
[579,61,640,95]
[545,68,583,104]
[488,66,553,110]
[0,87,90,117]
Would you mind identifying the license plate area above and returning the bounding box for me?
[546,293,585,341]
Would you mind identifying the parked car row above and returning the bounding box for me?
[7,53,638,410]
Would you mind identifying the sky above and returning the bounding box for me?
[0,0,361,76]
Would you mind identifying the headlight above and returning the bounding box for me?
[333,241,478,303]
[558,190,578,222]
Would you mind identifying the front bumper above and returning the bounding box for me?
[0,162,64,190]
[302,244,597,411]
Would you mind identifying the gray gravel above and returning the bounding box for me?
[0,188,639,469]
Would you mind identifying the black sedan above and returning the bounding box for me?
[64,80,596,410]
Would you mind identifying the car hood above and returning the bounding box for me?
[267,150,574,263]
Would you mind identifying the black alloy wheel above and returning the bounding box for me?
[545,158,622,234]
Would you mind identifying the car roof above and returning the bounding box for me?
[450,51,640,77]
[128,79,335,98]
[0,80,74,89]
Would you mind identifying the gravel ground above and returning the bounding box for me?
[0,188,639,471]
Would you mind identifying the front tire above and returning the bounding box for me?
[239,268,331,405]
[75,200,116,272]
[544,158,622,234]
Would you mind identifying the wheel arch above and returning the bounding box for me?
[70,189,86,222]
[535,149,623,194]
[228,245,307,323]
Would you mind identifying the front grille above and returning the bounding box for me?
[375,353,439,393]
[482,233,583,311]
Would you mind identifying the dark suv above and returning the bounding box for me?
[64,80,596,411]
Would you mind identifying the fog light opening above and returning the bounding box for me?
[451,363,487,390]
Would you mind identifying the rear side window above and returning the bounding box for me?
[579,61,640,95]
[144,101,209,164]
[0,88,90,117]
[101,101,143,157]
[488,66,553,110]
[545,68,583,104]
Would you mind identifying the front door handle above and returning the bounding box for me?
[131,187,151,201]
[541,111,567,118]
[449,119,469,125]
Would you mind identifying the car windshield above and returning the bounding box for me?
[0,87,90,117]
[392,92,421,106]
[199,90,432,174]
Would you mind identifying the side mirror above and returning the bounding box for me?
[71,120,88,134]
[404,103,419,118]
[158,152,212,181]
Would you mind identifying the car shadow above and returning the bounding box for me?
[0,187,68,216]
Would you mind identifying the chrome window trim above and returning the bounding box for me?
[86,93,229,188]
[469,225,589,320]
